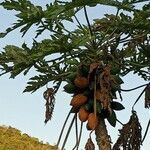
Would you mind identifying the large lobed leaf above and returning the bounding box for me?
[0,0,44,37]
[0,0,143,38]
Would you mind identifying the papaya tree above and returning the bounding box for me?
[0,0,150,149]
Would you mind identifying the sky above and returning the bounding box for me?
[0,0,149,149]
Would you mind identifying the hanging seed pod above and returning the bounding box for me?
[87,113,98,130]
[85,137,95,150]
[70,94,88,107]
[74,76,89,89]
[78,107,90,122]
[43,88,55,124]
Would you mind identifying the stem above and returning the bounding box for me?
[83,6,96,47]
[56,21,72,34]
[75,113,78,144]
[74,15,83,29]
[132,85,147,110]
[95,117,111,150]
[40,20,60,34]
[116,119,124,126]
[61,114,76,150]
[115,8,120,17]
[76,122,83,150]
[119,32,148,43]
[72,113,79,150]
[57,109,71,146]
[83,6,93,37]
[142,119,150,144]
[94,75,97,116]
[120,83,148,92]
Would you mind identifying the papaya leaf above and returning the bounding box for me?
[23,74,52,93]
[65,0,135,12]
[107,110,117,127]
[111,101,125,111]
[0,0,44,37]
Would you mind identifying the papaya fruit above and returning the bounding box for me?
[87,113,98,130]
[78,107,90,122]
[70,94,88,107]
[74,76,88,89]
[86,123,92,131]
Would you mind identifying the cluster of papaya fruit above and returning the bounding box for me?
[64,62,125,130]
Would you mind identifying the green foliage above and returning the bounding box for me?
[0,0,44,37]
[0,126,58,150]
[107,110,117,127]
[64,83,77,94]
[0,1,149,91]
[65,0,138,11]
[111,101,125,111]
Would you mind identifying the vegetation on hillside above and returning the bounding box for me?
[0,126,58,150]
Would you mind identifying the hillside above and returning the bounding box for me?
[0,126,58,150]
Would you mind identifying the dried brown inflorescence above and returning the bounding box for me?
[96,65,112,110]
[85,137,95,150]
[43,88,55,124]
[113,111,142,150]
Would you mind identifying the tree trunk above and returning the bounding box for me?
[95,117,111,150]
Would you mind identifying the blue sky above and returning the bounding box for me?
[0,0,149,149]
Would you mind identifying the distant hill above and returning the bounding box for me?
[0,126,58,150]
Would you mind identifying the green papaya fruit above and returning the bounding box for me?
[80,65,89,77]
[67,72,77,82]
[64,83,76,94]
